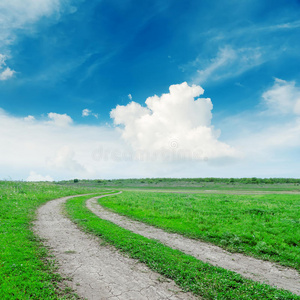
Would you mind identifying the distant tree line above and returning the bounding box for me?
[68,177,300,185]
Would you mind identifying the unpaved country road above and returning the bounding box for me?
[87,194,300,296]
[34,194,199,300]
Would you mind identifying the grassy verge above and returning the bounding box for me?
[99,191,300,271]
[0,181,104,300]
[65,194,299,299]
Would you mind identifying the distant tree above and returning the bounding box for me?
[251,177,258,184]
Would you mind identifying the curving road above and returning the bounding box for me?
[87,193,300,296]
[33,193,198,300]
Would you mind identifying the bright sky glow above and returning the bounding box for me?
[0,0,300,180]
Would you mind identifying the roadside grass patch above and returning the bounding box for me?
[66,195,299,299]
[0,181,104,299]
[99,191,300,271]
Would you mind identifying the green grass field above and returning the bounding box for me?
[1,180,300,299]
[99,191,300,271]
[0,181,103,299]
[59,177,300,192]
[66,194,299,299]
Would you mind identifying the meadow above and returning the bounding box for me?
[98,191,300,271]
[60,177,300,191]
[1,180,299,299]
[0,181,102,299]
[66,194,299,299]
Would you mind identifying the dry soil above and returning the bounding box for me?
[34,194,199,300]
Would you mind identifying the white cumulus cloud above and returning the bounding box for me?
[0,67,15,80]
[262,78,300,115]
[82,108,91,117]
[1,75,300,180]
[24,115,35,121]
[47,112,73,127]
[82,108,98,118]
[0,108,123,180]
[111,82,237,160]
[26,171,53,182]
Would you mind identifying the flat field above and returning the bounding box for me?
[1,180,299,299]
[99,191,300,271]
[60,177,300,192]
[66,194,299,299]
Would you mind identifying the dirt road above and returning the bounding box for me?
[87,194,300,295]
[34,194,198,300]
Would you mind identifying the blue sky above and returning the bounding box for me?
[0,0,300,180]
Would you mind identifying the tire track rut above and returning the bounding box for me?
[34,194,199,300]
[87,194,300,295]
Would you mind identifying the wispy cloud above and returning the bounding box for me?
[0,0,63,48]
[183,13,300,85]
[258,20,300,31]
[200,19,300,45]
[0,54,15,80]
[225,78,300,157]
[0,0,77,79]
[188,46,263,84]
[191,47,236,83]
